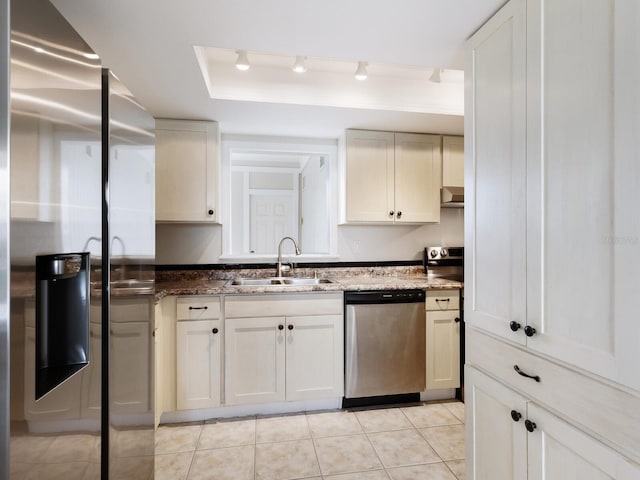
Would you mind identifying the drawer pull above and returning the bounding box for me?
[510,410,522,422]
[524,325,536,337]
[189,306,208,310]
[514,365,540,383]
[435,298,450,303]
[509,321,521,332]
[525,419,537,433]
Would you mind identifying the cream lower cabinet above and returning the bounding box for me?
[467,367,640,479]
[176,296,221,410]
[425,290,460,390]
[224,293,343,406]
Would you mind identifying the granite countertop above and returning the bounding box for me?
[154,274,462,300]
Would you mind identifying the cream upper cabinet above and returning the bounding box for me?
[345,129,441,224]
[465,0,527,345]
[441,135,464,203]
[155,119,219,222]
[524,0,640,391]
[425,290,460,390]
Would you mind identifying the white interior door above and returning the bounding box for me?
[249,193,295,254]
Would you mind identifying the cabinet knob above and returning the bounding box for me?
[389,210,395,216]
[525,419,537,433]
[524,325,536,337]
[454,317,461,323]
[397,211,402,218]
[510,410,522,422]
[212,328,218,334]
[208,209,214,216]
[288,324,294,330]
[509,321,521,332]
[278,324,284,330]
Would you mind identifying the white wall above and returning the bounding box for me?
[155,208,463,264]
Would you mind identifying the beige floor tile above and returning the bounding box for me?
[324,469,390,479]
[113,428,155,457]
[9,461,31,480]
[110,455,154,480]
[420,425,465,461]
[255,439,320,480]
[368,429,440,468]
[314,434,382,476]
[198,418,256,449]
[442,402,465,423]
[306,410,363,438]
[24,462,89,480]
[255,414,310,443]
[401,404,462,428]
[40,434,97,463]
[387,462,458,480]
[188,445,254,480]
[154,452,193,480]
[155,424,202,454]
[10,435,55,464]
[354,408,413,433]
[81,462,100,480]
[446,459,466,479]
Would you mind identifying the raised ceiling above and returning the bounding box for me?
[51,0,506,137]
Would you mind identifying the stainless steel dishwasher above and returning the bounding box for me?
[344,290,426,402]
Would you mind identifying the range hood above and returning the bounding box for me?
[441,186,464,208]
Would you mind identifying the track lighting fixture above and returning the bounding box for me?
[355,61,368,81]
[292,56,307,73]
[429,68,442,83]
[235,50,251,71]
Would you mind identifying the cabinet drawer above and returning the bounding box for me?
[426,290,459,311]
[225,292,343,318]
[466,327,640,464]
[177,296,221,320]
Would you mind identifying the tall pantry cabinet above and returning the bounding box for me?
[465,0,640,478]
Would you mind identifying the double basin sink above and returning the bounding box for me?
[225,277,336,287]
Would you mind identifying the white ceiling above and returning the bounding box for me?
[51,0,506,137]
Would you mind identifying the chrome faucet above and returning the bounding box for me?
[276,236,301,277]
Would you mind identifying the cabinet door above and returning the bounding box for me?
[176,319,221,410]
[464,0,527,344]
[527,403,640,479]
[442,135,464,189]
[345,130,395,223]
[465,367,528,480]
[153,302,163,427]
[225,317,286,405]
[526,0,640,391]
[285,315,343,401]
[111,322,149,414]
[426,310,460,390]
[394,133,441,223]
[155,119,218,222]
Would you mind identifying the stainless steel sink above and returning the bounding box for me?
[225,277,336,287]
[91,279,155,295]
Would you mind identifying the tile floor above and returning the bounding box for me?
[155,401,465,480]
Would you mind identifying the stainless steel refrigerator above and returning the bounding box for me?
[3,0,156,478]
